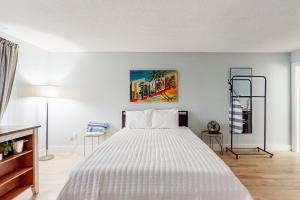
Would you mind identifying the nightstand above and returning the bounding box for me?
[201,130,223,155]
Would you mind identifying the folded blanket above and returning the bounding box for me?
[87,122,108,132]
[88,122,108,128]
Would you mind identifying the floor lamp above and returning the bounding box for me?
[36,85,58,161]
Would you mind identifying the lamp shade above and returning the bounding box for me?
[35,85,58,98]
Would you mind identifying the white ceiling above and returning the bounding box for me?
[0,0,300,52]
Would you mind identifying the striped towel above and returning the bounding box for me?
[229,98,243,134]
[87,122,108,132]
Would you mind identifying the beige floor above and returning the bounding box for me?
[16,149,300,200]
[16,149,85,200]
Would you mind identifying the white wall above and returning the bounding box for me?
[291,49,300,63]
[0,31,52,149]
[0,35,291,150]
[43,52,290,149]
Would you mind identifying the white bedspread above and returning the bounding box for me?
[57,127,252,200]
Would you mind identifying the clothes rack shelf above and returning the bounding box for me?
[226,75,273,159]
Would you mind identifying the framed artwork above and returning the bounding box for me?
[130,70,178,102]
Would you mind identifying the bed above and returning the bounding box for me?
[57,111,252,200]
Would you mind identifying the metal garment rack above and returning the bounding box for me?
[226,75,273,159]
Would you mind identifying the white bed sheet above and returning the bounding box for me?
[57,127,252,200]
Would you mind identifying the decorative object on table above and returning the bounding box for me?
[0,37,18,121]
[130,70,177,102]
[84,122,108,156]
[201,130,223,155]
[12,139,28,154]
[35,85,58,161]
[207,121,220,134]
[0,141,13,156]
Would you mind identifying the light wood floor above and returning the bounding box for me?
[221,151,300,200]
[15,149,300,200]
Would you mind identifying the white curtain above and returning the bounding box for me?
[0,37,18,120]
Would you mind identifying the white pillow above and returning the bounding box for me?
[152,109,179,128]
[125,110,152,129]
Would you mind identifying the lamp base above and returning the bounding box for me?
[39,154,55,161]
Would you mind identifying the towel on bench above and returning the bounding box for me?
[87,122,108,132]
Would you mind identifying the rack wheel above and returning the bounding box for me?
[225,148,228,152]
[236,155,239,159]
[270,155,273,158]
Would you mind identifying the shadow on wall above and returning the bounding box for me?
[0,22,82,52]
[189,112,203,135]
[14,80,36,98]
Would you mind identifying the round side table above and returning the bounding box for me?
[201,130,223,155]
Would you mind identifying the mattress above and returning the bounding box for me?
[57,127,252,200]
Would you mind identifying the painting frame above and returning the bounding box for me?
[130,70,178,103]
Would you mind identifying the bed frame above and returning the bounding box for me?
[122,110,188,128]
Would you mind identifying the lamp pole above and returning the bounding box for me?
[39,98,55,161]
[46,98,49,155]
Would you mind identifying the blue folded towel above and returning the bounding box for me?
[86,122,108,132]
[88,122,108,128]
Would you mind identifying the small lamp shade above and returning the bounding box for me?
[35,85,58,98]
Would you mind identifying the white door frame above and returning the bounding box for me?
[291,62,300,152]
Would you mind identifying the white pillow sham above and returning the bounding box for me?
[125,109,152,129]
[152,109,179,129]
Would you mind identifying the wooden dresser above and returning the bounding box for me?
[0,125,40,200]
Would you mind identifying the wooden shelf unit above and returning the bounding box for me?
[0,150,32,165]
[0,167,33,188]
[0,125,40,200]
[0,185,32,200]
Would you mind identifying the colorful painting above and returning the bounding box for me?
[130,70,178,102]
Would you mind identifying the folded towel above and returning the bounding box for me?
[229,98,243,134]
[87,122,108,128]
[87,122,108,132]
